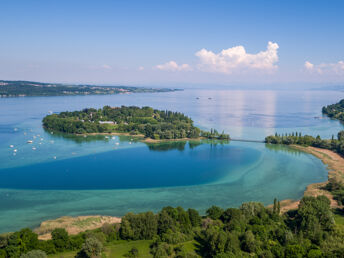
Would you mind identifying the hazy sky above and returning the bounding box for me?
[1,0,343,87]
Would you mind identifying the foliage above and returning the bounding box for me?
[20,250,47,258]
[123,247,139,257]
[51,228,70,252]
[42,106,230,140]
[206,206,224,220]
[76,237,103,258]
[325,179,344,205]
[322,99,344,121]
[120,212,158,240]
[265,131,344,156]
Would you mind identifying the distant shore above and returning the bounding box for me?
[277,145,344,212]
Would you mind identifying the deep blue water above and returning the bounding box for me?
[0,142,260,190]
[0,89,343,232]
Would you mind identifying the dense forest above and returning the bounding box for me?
[265,131,344,156]
[42,106,230,140]
[1,192,344,257]
[0,80,177,97]
[322,99,344,121]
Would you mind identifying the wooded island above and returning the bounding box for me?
[42,106,230,141]
[322,99,344,121]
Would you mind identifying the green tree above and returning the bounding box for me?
[51,228,70,252]
[76,237,103,258]
[206,206,224,220]
[20,250,47,258]
[187,208,201,227]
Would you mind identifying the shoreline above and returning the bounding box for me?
[76,132,212,143]
[34,215,121,240]
[277,145,344,212]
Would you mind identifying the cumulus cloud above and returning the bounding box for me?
[304,61,314,70]
[102,64,112,70]
[304,60,344,75]
[155,61,192,72]
[195,41,279,74]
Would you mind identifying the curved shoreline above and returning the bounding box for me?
[277,145,344,212]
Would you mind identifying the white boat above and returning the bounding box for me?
[129,142,132,144]
[32,147,36,150]
[13,149,17,152]
[9,145,14,148]
[53,156,56,159]
[14,128,18,131]
[41,138,44,141]
[115,142,119,145]
[27,140,33,144]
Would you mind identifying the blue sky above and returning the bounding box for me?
[0,0,343,87]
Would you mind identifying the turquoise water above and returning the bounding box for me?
[0,89,343,232]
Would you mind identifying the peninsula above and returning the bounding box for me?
[322,98,344,122]
[0,80,179,97]
[42,106,230,141]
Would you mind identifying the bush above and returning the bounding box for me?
[76,237,103,258]
[20,250,47,258]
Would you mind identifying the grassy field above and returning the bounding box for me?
[48,239,199,257]
[334,210,344,226]
[48,240,153,258]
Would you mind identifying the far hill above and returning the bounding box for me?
[0,80,180,97]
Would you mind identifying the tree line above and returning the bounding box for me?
[42,106,230,141]
[265,131,344,156]
[1,191,344,257]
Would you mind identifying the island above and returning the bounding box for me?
[322,99,344,121]
[42,106,230,141]
[0,80,180,97]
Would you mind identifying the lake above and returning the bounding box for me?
[0,89,343,232]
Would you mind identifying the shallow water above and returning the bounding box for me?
[0,89,343,232]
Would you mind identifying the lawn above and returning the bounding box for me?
[48,239,199,257]
[48,240,152,258]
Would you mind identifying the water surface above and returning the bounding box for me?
[0,89,342,232]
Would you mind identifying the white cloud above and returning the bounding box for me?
[102,64,112,70]
[304,61,314,70]
[304,60,344,75]
[195,41,279,74]
[155,61,192,72]
[138,66,145,71]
